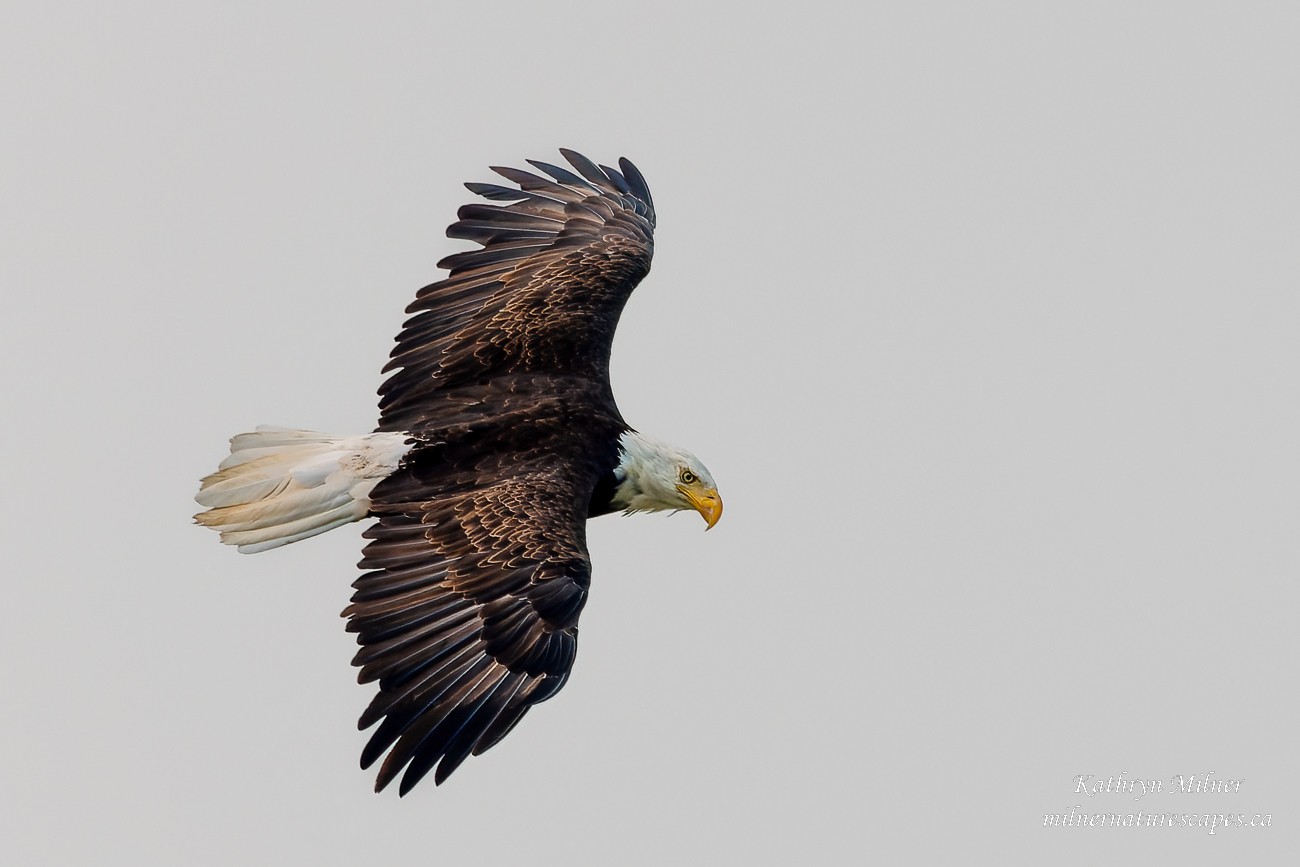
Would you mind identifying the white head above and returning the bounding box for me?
[610,430,723,529]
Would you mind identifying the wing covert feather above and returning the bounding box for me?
[377,150,655,433]
[345,459,597,793]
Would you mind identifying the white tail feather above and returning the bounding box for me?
[195,426,413,553]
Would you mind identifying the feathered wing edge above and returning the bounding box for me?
[376,150,656,431]
[344,466,594,794]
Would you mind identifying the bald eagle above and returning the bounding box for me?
[195,150,721,795]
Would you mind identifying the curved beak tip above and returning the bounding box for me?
[699,492,723,531]
[680,485,723,531]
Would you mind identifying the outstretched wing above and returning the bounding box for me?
[345,454,597,794]
[350,151,648,792]
[377,149,656,433]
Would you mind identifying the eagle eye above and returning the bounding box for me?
[680,470,697,485]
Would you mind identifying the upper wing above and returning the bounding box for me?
[344,456,595,794]
[377,149,656,432]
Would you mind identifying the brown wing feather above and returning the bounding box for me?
[345,454,598,794]
[377,150,655,433]
[349,152,648,793]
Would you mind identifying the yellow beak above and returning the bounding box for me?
[680,486,723,530]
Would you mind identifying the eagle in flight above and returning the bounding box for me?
[195,150,722,795]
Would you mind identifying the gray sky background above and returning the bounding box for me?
[3,2,1296,864]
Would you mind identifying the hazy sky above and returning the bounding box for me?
[3,3,1297,864]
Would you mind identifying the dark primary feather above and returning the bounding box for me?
[350,413,616,794]
[376,151,655,432]
[348,152,656,793]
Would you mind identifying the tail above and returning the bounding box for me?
[195,426,413,554]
